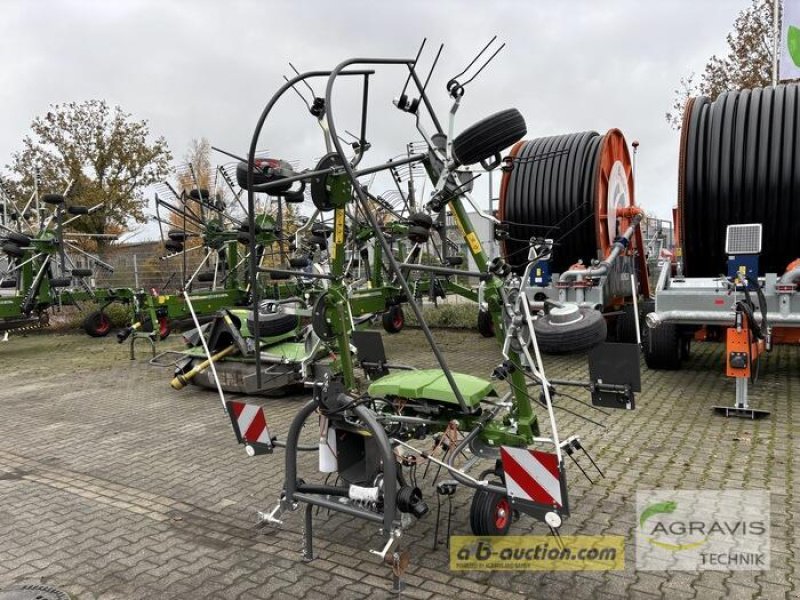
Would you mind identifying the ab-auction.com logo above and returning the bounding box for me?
[636,490,770,571]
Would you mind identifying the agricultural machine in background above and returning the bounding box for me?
[182,41,641,588]
[0,174,130,336]
[494,129,651,354]
[645,84,800,418]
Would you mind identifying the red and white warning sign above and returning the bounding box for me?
[227,401,272,447]
[500,447,563,507]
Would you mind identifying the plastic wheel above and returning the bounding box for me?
[477,308,495,338]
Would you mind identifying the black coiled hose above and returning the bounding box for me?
[679,83,800,276]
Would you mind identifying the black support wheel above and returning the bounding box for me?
[452,108,527,166]
[82,310,112,338]
[470,485,512,536]
[381,305,405,334]
[615,303,640,343]
[477,308,495,338]
[643,323,682,370]
[533,306,607,354]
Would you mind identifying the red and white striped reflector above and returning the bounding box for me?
[500,447,563,508]
[227,401,271,446]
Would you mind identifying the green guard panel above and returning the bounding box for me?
[368,369,495,407]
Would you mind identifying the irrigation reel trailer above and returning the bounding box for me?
[186,44,641,585]
[495,129,651,354]
[645,84,800,418]
[0,176,124,335]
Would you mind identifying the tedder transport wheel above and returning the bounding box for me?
[643,323,682,370]
[477,308,495,338]
[470,485,513,536]
[533,306,607,354]
[452,108,527,166]
[382,305,405,334]
[83,310,112,338]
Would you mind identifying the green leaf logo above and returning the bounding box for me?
[789,25,800,68]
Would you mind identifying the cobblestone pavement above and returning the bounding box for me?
[0,329,797,599]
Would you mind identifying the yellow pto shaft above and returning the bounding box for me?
[170,345,237,390]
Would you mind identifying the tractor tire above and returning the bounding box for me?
[477,308,495,338]
[643,323,682,370]
[382,305,405,334]
[71,268,93,278]
[615,303,640,343]
[5,232,30,246]
[50,277,71,288]
[2,242,24,258]
[452,108,527,166]
[196,271,216,282]
[533,307,607,354]
[83,310,112,337]
[469,484,512,536]
[247,312,299,338]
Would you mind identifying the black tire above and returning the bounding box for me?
[311,223,333,238]
[41,193,64,205]
[533,307,607,354]
[168,229,189,242]
[477,308,494,338]
[470,486,512,536]
[409,212,433,228]
[453,108,527,166]
[140,316,172,340]
[643,323,682,370]
[71,268,93,278]
[83,310,112,337]
[0,279,17,288]
[309,234,327,249]
[5,232,30,246]
[49,277,71,288]
[196,271,216,282]
[247,312,299,338]
[382,305,404,334]
[164,240,184,253]
[2,242,24,258]
[189,188,210,201]
[67,205,89,215]
[615,303,640,343]
[407,225,429,244]
[444,256,463,266]
[289,257,310,268]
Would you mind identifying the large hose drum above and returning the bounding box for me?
[498,129,639,275]
[678,83,800,276]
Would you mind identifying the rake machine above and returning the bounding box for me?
[188,43,641,588]
[0,176,128,336]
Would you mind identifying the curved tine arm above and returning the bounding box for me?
[324,57,472,415]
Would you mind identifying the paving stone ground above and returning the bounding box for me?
[0,328,797,599]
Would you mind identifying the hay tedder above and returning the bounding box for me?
[180,42,642,588]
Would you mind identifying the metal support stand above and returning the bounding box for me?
[713,377,770,419]
[302,503,314,562]
[130,332,157,360]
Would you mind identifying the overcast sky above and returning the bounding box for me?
[0,0,749,240]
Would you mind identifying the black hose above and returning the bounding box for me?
[500,130,627,273]
[679,83,800,276]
